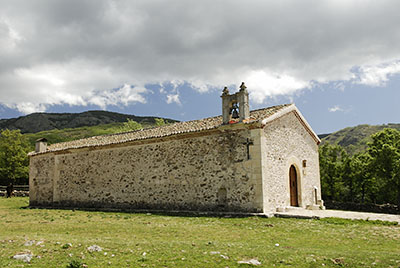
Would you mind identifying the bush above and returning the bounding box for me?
[66,259,83,268]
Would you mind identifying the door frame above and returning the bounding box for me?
[289,164,299,207]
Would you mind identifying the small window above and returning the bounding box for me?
[302,160,307,168]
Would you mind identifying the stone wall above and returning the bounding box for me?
[261,111,321,213]
[29,154,55,206]
[29,127,264,212]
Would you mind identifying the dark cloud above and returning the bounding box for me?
[0,0,399,113]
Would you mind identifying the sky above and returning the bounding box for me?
[0,0,399,134]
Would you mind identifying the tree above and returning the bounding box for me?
[0,129,31,185]
[120,119,143,132]
[340,151,355,202]
[350,152,376,204]
[319,128,400,207]
[155,118,165,127]
[319,143,346,201]
[367,128,400,207]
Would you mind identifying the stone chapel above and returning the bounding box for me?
[29,83,324,214]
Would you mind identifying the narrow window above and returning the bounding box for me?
[302,160,307,168]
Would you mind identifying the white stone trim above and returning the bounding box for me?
[286,156,303,208]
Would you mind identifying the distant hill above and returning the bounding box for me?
[0,110,177,134]
[23,123,143,148]
[319,123,400,155]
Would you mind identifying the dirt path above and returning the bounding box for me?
[275,208,400,224]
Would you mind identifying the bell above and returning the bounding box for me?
[231,104,239,119]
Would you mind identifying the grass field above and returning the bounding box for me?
[0,198,399,267]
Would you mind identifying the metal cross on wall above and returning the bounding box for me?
[243,138,254,160]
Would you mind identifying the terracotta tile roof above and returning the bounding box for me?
[30,104,291,155]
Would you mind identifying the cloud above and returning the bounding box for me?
[329,105,344,113]
[0,60,148,113]
[244,70,310,104]
[166,94,181,105]
[11,103,48,115]
[355,61,400,87]
[0,18,23,52]
[87,84,147,109]
[159,80,182,105]
[0,1,400,113]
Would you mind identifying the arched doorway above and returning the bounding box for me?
[289,165,299,206]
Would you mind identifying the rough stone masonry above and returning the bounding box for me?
[29,83,324,214]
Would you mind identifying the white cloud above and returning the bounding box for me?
[0,0,400,113]
[87,84,147,109]
[355,61,400,87]
[244,70,310,104]
[329,105,344,113]
[166,94,181,105]
[160,80,183,105]
[10,103,48,115]
[1,61,148,113]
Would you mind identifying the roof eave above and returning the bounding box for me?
[260,104,321,145]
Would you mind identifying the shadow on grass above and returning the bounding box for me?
[318,217,398,226]
[13,197,398,226]
[26,205,268,219]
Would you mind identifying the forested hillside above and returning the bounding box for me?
[320,123,400,155]
[319,126,400,210]
[0,110,177,134]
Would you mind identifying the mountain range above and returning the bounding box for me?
[0,110,177,134]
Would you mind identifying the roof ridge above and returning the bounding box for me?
[61,104,291,141]
[248,103,292,114]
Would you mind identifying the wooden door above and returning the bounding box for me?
[289,165,299,206]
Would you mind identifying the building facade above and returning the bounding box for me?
[29,84,324,214]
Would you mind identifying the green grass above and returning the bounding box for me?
[0,198,399,267]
